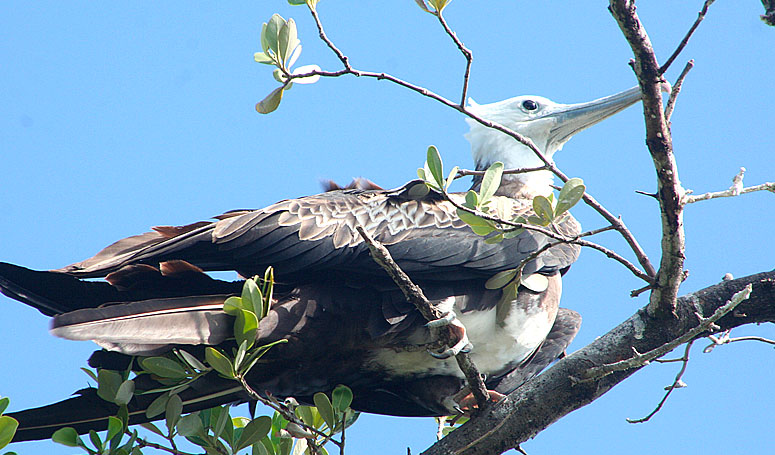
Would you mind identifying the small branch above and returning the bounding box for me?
[131,434,198,455]
[456,165,551,178]
[664,60,694,123]
[659,0,715,75]
[704,329,775,353]
[579,191,657,277]
[683,167,775,204]
[435,11,473,106]
[580,284,752,382]
[626,340,694,423]
[308,5,349,68]
[355,226,490,410]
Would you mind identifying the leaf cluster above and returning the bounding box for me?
[254,12,321,114]
[0,397,19,454]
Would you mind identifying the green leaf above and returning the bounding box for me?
[178,349,209,372]
[0,397,8,415]
[288,0,307,4]
[97,369,123,403]
[0,416,18,449]
[332,385,353,412]
[177,413,204,437]
[426,145,444,188]
[89,429,103,452]
[456,208,489,227]
[497,282,519,309]
[206,348,235,378]
[236,416,272,452]
[484,232,504,244]
[555,178,586,217]
[106,416,123,442]
[445,166,459,190]
[51,427,81,448]
[278,20,291,66]
[479,161,504,204]
[256,86,285,114]
[141,357,188,379]
[115,380,135,406]
[80,367,99,383]
[295,406,315,427]
[527,214,549,226]
[485,269,517,290]
[264,14,285,55]
[463,190,478,209]
[532,195,554,224]
[242,279,263,316]
[213,406,231,440]
[146,393,170,419]
[166,394,183,435]
[223,296,244,316]
[254,51,274,64]
[414,0,432,13]
[235,309,259,350]
[313,392,335,429]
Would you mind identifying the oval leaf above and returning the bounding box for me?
[485,269,518,290]
[236,416,272,452]
[0,397,9,415]
[479,162,504,204]
[426,145,444,188]
[532,195,554,224]
[332,385,353,412]
[177,413,204,437]
[313,392,335,429]
[456,208,489,228]
[106,416,123,442]
[235,309,259,350]
[254,52,274,64]
[256,87,284,114]
[51,427,81,448]
[223,296,244,316]
[521,273,549,293]
[165,394,184,434]
[205,347,235,378]
[0,415,19,449]
[97,369,123,404]
[145,393,170,419]
[555,178,586,217]
[115,380,135,406]
[141,357,187,379]
[177,349,208,372]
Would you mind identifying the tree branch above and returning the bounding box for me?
[658,0,715,75]
[609,0,686,319]
[355,226,491,410]
[422,270,775,455]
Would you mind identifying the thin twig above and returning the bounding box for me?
[130,434,198,455]
[659,0,715,75]
[626,340,694,423]
[704,329,775,353]
[436,11,473,106]
[308,6,349,68]
[579,283,752,382]
[456,165,551,178]
[355,226,491,410]
[683,167,774,204]
[664,60,694,123]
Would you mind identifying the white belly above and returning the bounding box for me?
[367,302,555,378]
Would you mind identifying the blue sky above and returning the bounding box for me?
[1,2,773,454]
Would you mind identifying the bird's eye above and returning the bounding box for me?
[522,100,538,111]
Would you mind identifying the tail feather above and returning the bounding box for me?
[9,381,247,442]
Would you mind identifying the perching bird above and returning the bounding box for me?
[1,86,643,442]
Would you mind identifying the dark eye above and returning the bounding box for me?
[522,100,538,111]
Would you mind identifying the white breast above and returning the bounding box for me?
[367,301,555,378]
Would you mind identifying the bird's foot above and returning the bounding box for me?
[426,310,473,359]
[452,388,506,414]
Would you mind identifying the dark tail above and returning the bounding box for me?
[8,378,247,442]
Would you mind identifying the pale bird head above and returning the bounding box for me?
[465,87,642,196]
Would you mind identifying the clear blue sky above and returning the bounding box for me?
[1,2,773,454]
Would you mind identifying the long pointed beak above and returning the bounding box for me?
[546,86,642,147]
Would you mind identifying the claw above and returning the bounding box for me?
[426,310,472,359]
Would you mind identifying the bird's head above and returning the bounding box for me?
[465,86,642,197]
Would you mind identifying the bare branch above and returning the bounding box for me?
[354,226,491,410]
[659,0,715,75]
[610,0,686,319]
[626,340,694,424]
[580,284,752,382]
[664,60,694,123]
[456,165,551,178]
[435,11,473,106]
[683,167,775,204]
